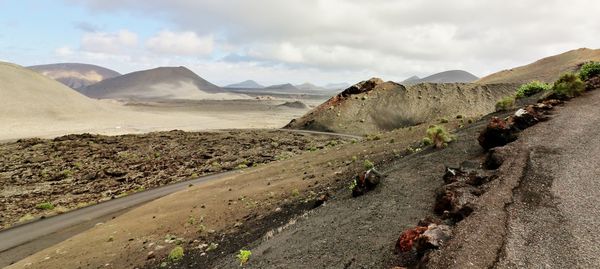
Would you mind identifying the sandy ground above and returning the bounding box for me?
[0,98,323,142]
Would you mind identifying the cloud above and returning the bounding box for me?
[146,31,213,56]
[80,29,138,54]
[66,0,600,83]
[73,21,99,32]
[54,46,74,56]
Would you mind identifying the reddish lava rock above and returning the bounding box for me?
[351,169,383,197]
[478,117,517,150]
[396,226,428,253]
[395,224,452,254]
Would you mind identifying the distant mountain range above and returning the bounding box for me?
[224,80,348,94]
[401,70,479,85]
[80,66,244,100]
[225,80,264,88]
[28,63,121,89]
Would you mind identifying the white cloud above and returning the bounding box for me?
[146,31,213,56]
[67,0,600,84]
[54,46,74,56]
[80,29,138,54]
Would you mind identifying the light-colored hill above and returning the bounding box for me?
[1,62,107,120]
[80,66,246,100]
[478,48,600,84]
[225,80,264,89]
[295,82,326,91]
[28,63,120,89]
[285,78,516,135]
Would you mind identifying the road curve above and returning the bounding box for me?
[0,129,359,266]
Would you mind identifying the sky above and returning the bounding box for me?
[0,0,599,86]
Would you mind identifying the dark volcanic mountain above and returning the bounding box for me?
[225,80,264,88]
[80,66,243,100]
[264,83,300,91]
[402,70,479,85]
[28,63,121,89]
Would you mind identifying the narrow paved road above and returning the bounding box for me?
[495,90,600,268]
[426,89,600,268]
[0,129,360,267]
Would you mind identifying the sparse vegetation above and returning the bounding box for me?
[425,125,453,149]
[439,118,449,124]
[579,61,600,81]
[495,95,515,111]
[291,189,300,197]
[515,80,551,98]
[550,73,585,99]
[237,249,252,266]
[422,137,433,146]
[348,179,357,191]
[36,202,55,210]
[363,160,374,170]
[168,246,184,262]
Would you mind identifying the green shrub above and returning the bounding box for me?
[422,137,433,146]
[168,246,184,262]
[36,202,55,210]
[363,160,374,170]
[425,125,453,149]
[550,73,585,99]
[515,81,551,98]
[579,61,600,81]
[237,249,252,266]
[495,95,515,111]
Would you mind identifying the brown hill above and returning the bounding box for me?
[28,63,121,90]
[80,66,245,100]
[285,78,516,135]
[478,48,600,84]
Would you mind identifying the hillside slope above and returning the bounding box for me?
[285,78,516,135]
[28,63,120,89]
[80,66,244,100]
[0,62,106,120]
[402,70,478,85]
[478,48,600,84]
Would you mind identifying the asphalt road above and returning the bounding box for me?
[0,129,361,267]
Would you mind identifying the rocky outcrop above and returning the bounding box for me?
[285,79,517,135]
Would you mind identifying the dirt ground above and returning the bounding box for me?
[0,130,348,230]
[5,119,441,269]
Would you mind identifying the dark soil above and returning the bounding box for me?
[0,130,348,229]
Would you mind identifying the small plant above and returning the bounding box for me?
[348,178,357,191]
[495,95,515,111]
[422,137,433,146]
[236,164,248,169]
[237,249,252,266]
[579,61,600,81]
[291,189,300,197]
[439,118,449,123]
[168,246,184,262]
[550,73,585,99]
[515,80,551,98]
[363,160,374,170]
[36,202,55,210]
[425,125,453,149]
[206,242,218,251]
